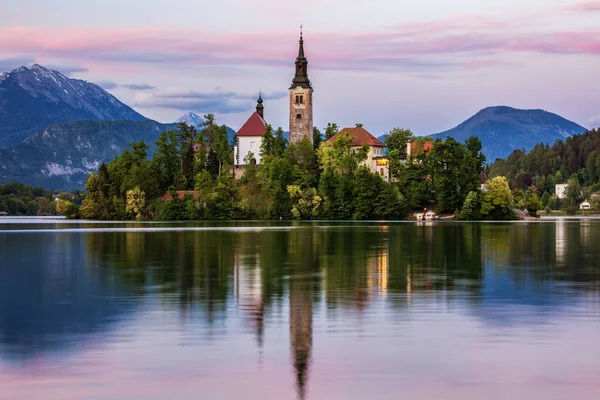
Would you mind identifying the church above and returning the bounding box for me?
[234,29,314,166]
[233,29,390,181]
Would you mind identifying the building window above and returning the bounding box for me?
[380,168,384,177]
[295,95,299,104]
[300,95,303,104]
[296,114,302,120]
[251,141,255,150]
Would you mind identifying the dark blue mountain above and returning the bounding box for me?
[0,64,147,147]
[429,106,586,161]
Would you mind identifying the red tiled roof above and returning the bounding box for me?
[326,127,385,147]
[409,140,434,156]
[236,112,267,137]
[161,191,201,201]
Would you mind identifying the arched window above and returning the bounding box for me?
[300,95,303,104]
[295,95,299,104]
[296,114,302,120]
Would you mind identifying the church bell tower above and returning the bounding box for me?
[289,27,313,144]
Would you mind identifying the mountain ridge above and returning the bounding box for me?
[0,120,177,190]
[0,64,147,147]
[428,106,586,161]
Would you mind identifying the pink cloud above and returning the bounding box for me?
[1,7,599,77]
[567,1,600,12]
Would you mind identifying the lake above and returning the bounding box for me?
[1,218,600,399]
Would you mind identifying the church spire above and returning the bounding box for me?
[298,26,305,60]
[290,27,311,90]
[256,91,264,118]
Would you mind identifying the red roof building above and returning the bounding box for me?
[326,127,385,147]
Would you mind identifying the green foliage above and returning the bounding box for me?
[288,185,322,219]
[56,199,80,219]
[426,137,483,213]
[525,192,543,215]
[0,182,56,216]
[324,122,339,140]
[487,128,600,194]
[457,191,482,220]
[481,176,515,220]
[260,124,275,159]
[126,186,146,220]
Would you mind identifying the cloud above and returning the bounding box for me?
[95,80,118,89]
[589,114,600,126]
[0,5,599,75]
[43,63,88,76]
[567,1,600,12]
[131,89,284,114]
[94,81,156,91]
[121,83,155,90]
[0,56,35,71]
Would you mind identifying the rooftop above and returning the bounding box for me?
[326,127,385,147]
[236,112,267,137]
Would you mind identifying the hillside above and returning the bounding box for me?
[0,64,147,147]
[430,106,586,161]
[0,120,176,190]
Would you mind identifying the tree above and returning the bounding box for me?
[288,185,322,219]
[566,177,582,206]
[213,124,231,175]
[56,199,79,219]
[126,186,146,220]
[457,191,482,220]
[313,127,322,150]
[274,127,288,157]
[324,122,339,140]
[481,176,515,220]
[525,192,542,216]
[385,128,414,156]
[260,124,275,159]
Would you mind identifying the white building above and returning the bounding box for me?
[580,200,591,210]
[233,94,267,166]
[555,183,568,199]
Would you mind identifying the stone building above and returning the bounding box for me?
[289,29,314,144]
[325,126,391,181]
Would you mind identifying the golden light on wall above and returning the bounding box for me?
[376,158,389,166]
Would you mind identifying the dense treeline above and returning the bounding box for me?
[62,115,494,220]
[0,182,58,216]
[487,128,600,212]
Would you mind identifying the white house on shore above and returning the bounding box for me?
[233,94,267,166]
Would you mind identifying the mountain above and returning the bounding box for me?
[175,112,205,127]
[0,64,147,147]
[174,112,237,144]
[429,106,586,161]
[0,120,176,190]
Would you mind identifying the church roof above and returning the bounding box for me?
[326,127,385,147]
[236,112,267,137]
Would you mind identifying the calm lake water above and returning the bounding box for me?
[1,218,600,399]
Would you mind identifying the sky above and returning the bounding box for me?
[0,0,599,135]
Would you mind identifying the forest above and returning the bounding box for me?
[56,114,496,221]
[0,182,59,216]
[487,128,600,213]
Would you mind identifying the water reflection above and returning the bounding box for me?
[1,221,600,399]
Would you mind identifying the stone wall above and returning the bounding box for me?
[289,87,313,144]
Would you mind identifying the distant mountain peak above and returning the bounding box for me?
[175,112,205,127]
[0,63,147,147]
[430,105,586,161]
